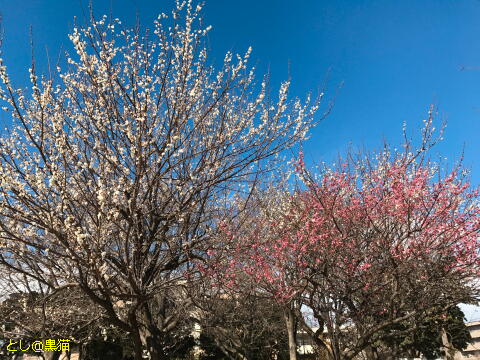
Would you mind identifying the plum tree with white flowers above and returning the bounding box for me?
[0,1,323,359]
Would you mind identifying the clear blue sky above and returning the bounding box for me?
[0,0,479,314]
[0,0,478,177]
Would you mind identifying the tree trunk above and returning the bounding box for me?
[78,343,84,360]
[363,346,379,360]
[140,327,164,360]
[42,350,61,360]
[131,329,144,360]
[284,307,298,360]
[442,327,456,360]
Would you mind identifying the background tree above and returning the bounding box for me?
[377,305,472,359]
[192,279,290,360]
[0,273,105,360]
[0,1,323,359]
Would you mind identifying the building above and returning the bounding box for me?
[455,321,480,359]
[297,321,480,359]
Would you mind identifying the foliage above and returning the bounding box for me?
[0,287,104,349]
[193,285,290,359]
[378,305,472,359]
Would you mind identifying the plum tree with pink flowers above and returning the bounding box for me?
[210,116,480,360]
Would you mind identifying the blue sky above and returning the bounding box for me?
[0,0,478,177]
[0,0,479,315]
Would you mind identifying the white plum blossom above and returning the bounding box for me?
[0,1,323,358]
